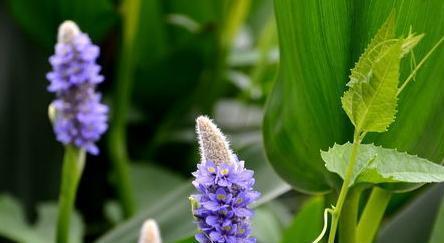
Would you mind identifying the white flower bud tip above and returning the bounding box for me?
[58,20,80,43]
[48,102,57,123]
[196,115,235,165]
[138,219,162,243]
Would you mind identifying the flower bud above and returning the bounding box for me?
[57,20,81,43]
[196,116,235,165]
[138,219,162,243]
[48,102,57,124]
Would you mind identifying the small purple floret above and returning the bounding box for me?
[47,22,108,155]
[192,159,260,243]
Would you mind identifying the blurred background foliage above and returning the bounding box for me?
[0,0,443,242]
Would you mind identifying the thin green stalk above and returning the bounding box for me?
[339,187,362,243]
[56,146,86,243]
[328,131,361,243]
[108,0,141,217]
[356,187,392,243]
[313,208,334,243]
[398,36,444,94]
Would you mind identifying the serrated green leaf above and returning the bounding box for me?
[322,143,444,186]
[347,12,396,88]
[342,13,424,133]
[342,40,402,133]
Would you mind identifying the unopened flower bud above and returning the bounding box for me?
[57,20,81,43]
[138,219,162,243]
[48,102,57,124]
[196,116,235,165]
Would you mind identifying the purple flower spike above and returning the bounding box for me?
[191,116,260,243]
[47,20,108,155]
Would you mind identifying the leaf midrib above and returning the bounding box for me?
[355,44,398,132]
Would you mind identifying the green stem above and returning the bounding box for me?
[56,146,86,243]
[109,129,135,217]
[397,36,444,95]
[328,131,361,243]
[356,187,392,243]
[339,187,362,243]
[108,0,141,218]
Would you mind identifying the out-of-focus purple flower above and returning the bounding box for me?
[47,20,108,155]
[191,116,260,243]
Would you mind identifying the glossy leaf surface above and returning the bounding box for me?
[281,197,324,243]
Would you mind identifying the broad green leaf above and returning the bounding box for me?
[322,143,444,186]
[281,197,324,243]
[59,0,118,41]
[0,195,83,243]
[8,0,117,48]
[263,0,352,193]
[0,195,38,242]
[130,162,185,211]
[105,162,186,224]
[252,204,285,243]
[265,0,444,193]
[8,0,57,48]
[33,203,84,243]
[429,194,444,243]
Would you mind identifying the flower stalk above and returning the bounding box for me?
[47,20,108,243]
[56,146,85,243]
[107,0,142,217]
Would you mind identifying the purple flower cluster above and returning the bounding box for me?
[47,21,108,155]
[192,159,260,243]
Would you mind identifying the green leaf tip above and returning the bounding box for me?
[341,12,424,133]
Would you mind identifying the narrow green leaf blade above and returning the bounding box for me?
[281,197,324,243]
[429,196,444,243]
[322,143,444,186]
